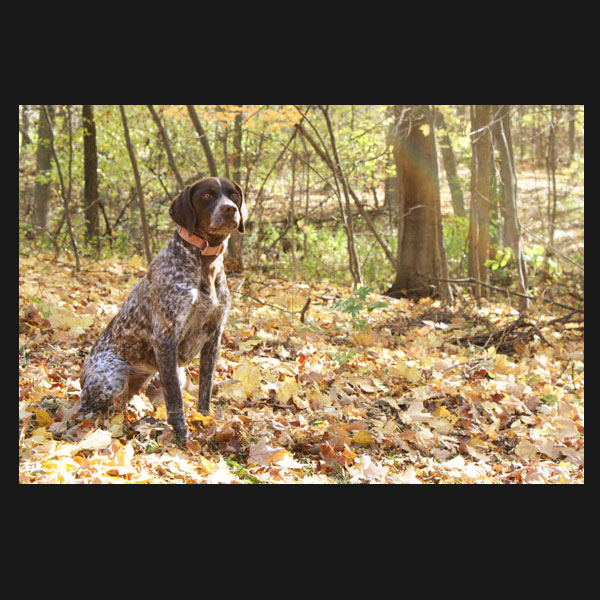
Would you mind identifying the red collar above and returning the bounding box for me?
[176,226,226,256]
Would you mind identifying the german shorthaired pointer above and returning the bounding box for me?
[80,177,246,442]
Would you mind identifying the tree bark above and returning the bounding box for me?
[186,105,218,177]
[82,104,99,247]
[119,105,152,264]
[546,104,558,253]
[228,105,245,270]
[567,105,576,166]
[387,105,449,298]
[315,107,362,285]
[147,105,184,190]
[434,108,466,218]
[43,106,80,271]
[31,105,55,237]
[493,105,529,309]
[468,105,493,298]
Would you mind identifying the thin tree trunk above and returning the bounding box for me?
[186,105,218,177]
[295,120,359,283]
[434,108,466,218]
[82,104,99,248]
[118,105,152,264]
[31,105,55,238]
[308,106,362,285]
[493,105,529,309]
[228,105,245,270]
[468,105,493,298]
[147,105,184,189]
[567,105,576,166]
[43,106,80,271]
[546,104,558,252]
[429,107,453,301]
[289,137,297,271]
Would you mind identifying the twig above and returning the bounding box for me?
[234,291,296,315]
[416,273,583,314]
[300,295,311,323]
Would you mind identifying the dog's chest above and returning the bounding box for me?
[177,284,228,365]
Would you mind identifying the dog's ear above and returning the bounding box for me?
[169,184,196,236]
[231,180,247,234]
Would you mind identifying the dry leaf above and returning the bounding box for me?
[276,376,301,404]
[352,430,374,447]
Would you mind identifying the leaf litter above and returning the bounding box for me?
[19,254,584,483]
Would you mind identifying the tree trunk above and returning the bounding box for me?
[387,105,449,298]
[546,104,558,252]
[43,106,80,271]
[493,105,529,309]
[567,105,576,166]
[296,113,362,286]
[147,105,184,190]
[320,106,362,286]
[186,105,218,177]
[19,105,32,150]
[31,105,55,238]
[468,105,493,298]
[118,105,152,264]
[82,105,99,247]
[228,105,245,270]
[434,108,466,218]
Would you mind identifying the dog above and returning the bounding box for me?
[80,177,246,441]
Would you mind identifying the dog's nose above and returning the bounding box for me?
[222,203,237,215]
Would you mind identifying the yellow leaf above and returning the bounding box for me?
[233,362,262,395]
[219,380,247,404]
[390,361,421,383]
[292,395,309,410]
[352,430,374,447]
[109,413,125,437]
[48,310,94,334]
[129,255,144,268]
[276,376,301,404]
[153,405,168,420]
[190,411,214,426]
[30,426,54,442]
[433,405,457,423]
[306,383,331,410]
[34,409,54,427]
[420,123,430,137]
[238,338,261,352]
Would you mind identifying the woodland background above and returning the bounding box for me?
[18,105,584,484]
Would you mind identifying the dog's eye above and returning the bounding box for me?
[230,192,240,201]
[201,192,212,200]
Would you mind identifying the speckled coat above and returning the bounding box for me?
[79,177,245,441]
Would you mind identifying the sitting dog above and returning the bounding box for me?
[80,177,246,441]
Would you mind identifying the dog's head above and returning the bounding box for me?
[169,177,247,239]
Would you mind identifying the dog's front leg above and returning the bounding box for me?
[152,334,187,442]
[198,329,222,414]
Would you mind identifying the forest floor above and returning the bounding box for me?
[19,252,584,483]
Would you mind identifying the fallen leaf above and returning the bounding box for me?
[276,376,301,405]
[514,439,537,459]
[34,409,54,427]
[352,430,374,447]
[233,362,262,395]
[76,428,113,451]
[388,466,422,484]
[247,436,286,467]
[347,455,388,483]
